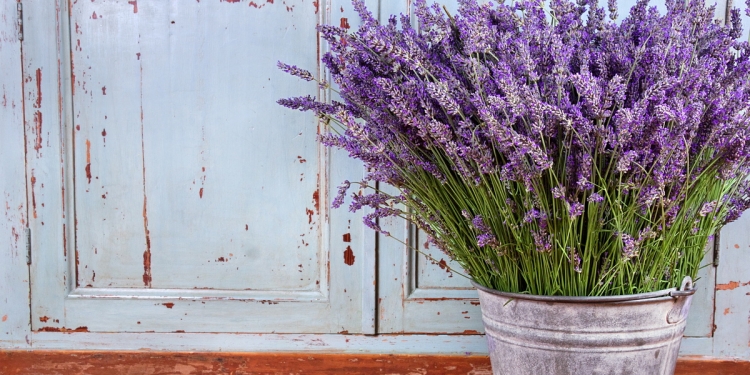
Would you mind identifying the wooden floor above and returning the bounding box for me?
[1,351,749,374]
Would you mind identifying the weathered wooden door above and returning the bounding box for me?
[22,0,719,340]
[26,0,372,334]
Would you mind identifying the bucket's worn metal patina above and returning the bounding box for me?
[474,277,696,375]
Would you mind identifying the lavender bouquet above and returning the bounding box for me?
[279,0,750,296]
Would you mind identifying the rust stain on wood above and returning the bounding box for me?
[39,316,50,322]
[1,315,6,322]
[342,233,351,242]
[344,246,355,266]
[0,352,743,375]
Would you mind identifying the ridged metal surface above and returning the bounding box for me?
[475,278,695,375]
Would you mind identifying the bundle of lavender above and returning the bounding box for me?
[279,0,750,296]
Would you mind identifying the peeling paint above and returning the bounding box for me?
[312,190,320,213]
[85,139,92,183]
[340,18,351,29]
[34,68,42,108]
[305,208,314,224]
[37,326,89,332]
[344,246,355,266]
[30,175,37,218]
[716,281,741,291]
[33,111,43,153]
[127,0,138,13]
[163,303,175,309]
[343,233,351,242]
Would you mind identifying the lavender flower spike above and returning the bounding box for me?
[277,62,315,81]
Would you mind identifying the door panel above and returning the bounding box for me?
[28,0,367,334]
[73,1,322,291]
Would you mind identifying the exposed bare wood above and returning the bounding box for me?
[1,351,749,375]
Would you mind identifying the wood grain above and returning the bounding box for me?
[1,351,748,375]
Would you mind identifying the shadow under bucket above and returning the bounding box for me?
[473,277,696,375]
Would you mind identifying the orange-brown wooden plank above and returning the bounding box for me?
[1,351,749,375]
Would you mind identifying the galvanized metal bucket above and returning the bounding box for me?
[473,277,696,375]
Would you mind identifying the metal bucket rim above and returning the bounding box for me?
[471,279,696,303]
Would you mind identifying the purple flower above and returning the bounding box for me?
[569,201,585,218]
[277,62,315,81]
[278,0,750,294]
[470,214,499,248]
[588,193,604,203]
[332,181,352,209]
[699,201,718,217]
[621,233,639,259]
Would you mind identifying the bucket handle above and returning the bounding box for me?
[668,276,695,297]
